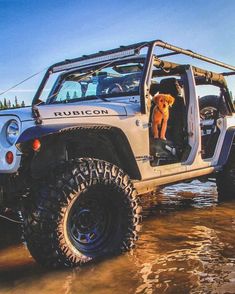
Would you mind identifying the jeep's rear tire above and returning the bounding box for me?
[199,95,228,120]
[199,95,219,120]
[23,158,141,268]
[216,150,235,201]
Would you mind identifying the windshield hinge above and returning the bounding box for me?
[32,105,42,125]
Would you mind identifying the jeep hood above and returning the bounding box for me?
[0,100,130,122]
[37,101,127,120]
[0,106,33,121]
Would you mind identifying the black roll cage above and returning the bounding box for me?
[32,39,235,113]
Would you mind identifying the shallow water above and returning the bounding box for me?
[0,181,235,294]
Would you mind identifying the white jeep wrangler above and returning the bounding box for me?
[0,40,234,268]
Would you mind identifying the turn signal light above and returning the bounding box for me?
[32,139,41,152]
[6,151,14,164]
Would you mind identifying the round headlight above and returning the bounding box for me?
[6,120,19,145]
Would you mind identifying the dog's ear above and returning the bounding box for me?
[167,95,175,107]
[153,94,162,105]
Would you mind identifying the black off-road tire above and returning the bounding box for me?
[216,149,235,201]
[199,95,219,120]
[199,95,228,120]
[23,158,141,268]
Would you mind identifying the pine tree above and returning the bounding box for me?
[3,98,7,109]
[0,101,3,109]
[7,100,11,108]
[21,100,25,107]
[73,91,78,99]
[15,96,20,108]
[66,91,71,100]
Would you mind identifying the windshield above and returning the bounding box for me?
[46,61,144,104]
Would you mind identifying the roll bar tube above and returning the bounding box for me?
[32,39,235,107]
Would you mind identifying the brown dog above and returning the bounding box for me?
[152,94,175,140]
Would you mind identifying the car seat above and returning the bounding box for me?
[159,78,187,158]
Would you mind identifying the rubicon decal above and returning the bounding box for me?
[54,109,109,117]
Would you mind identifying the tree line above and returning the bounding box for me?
[0,96,26,109]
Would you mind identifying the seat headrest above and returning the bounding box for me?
[159,78,182,97]
[150,82,160,96]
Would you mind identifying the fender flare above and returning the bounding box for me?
[217,127,235,168]
[16,123,141,180]
[16,123,113,144]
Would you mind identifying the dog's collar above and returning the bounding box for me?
[156,106,164,115]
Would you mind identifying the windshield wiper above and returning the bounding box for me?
[62,95,109,104]
[95,95,109,102]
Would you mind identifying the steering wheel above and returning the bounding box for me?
[122,73,141,91]
[107,83,123,94]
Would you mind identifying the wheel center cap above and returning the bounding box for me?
[77,209,94,228]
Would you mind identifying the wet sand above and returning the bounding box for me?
[0,181,235,294]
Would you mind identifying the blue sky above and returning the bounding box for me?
[0,0,235,105]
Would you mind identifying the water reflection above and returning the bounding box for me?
[0,181,235,294]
